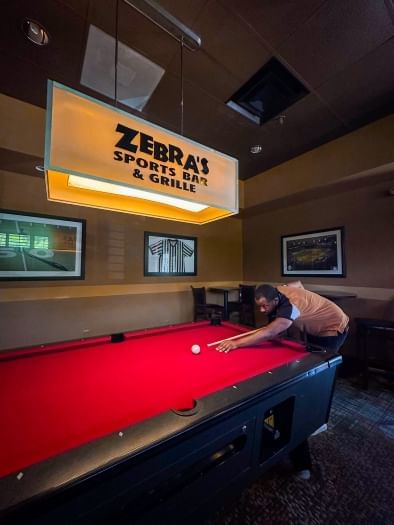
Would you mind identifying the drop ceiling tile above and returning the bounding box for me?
[145,72,250,160]
[237,94,347,177]
[269,93,344,137]
[278,0,394,87]
[56,0,90,18]
[145,72,230,148]
[0,0,393,181]
[318,38,394,125]
[157,0,209,27]
[222,0,326,47]
[143,72,183,131]
[0,0,86,85]
[0,53,49,107]
[167,46,241,102]
[80,24,165,111]
[88,0,179,69]
[193,0,271,82]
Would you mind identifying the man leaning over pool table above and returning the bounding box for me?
[217,280,349,480]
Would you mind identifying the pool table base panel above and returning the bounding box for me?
[1,361,340,525]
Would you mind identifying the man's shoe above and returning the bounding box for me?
[311,423,327,436]
[295,469,311,480]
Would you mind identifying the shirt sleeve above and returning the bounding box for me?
[270,294,300,322]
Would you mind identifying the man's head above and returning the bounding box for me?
[254,284,279,314]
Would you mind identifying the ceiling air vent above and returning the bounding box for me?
[227,57,309,125]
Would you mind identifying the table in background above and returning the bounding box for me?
[208,287,240,320]
[355,318,394,388]
[0,321,341,525]
[313,290,357,303]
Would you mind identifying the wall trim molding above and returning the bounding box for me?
[267,283,394,301]
[0,282,241,302]
[1,282,393,303]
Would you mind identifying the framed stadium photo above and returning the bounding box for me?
[281,227,345,277]
[144,232,197,276]
[0,210,85,280]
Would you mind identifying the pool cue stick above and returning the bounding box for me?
[207,328,262,347]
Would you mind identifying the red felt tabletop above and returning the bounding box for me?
[0,322,306,477]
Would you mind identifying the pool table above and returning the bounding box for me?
[0,321,341,524]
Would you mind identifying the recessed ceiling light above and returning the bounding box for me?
[22,19,50,46]
[250,145,262,154]
[275,114,287,125]
[35,165,45,172]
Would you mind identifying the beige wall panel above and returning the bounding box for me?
[0,169,242,349]
[0,292,193,350]
[2,107,393,352]
[244,115,394,208]
[243,180,394,289]
[0,170,243,290]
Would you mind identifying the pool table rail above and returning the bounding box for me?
[0,345,341,524]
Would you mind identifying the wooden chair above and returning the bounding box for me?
[355,298,394,388]
[238,284,256,327]
[190,286,224,321]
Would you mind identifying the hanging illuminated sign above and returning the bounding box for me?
[44,82,238,224]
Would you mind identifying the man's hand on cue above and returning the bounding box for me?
[216,339,239,353]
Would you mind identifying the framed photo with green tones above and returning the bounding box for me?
[0,210,86,280]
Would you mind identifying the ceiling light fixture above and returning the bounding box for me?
[123,0,201,51]
[43,0,236,225]
[22,19,50,46]
[68,175,208,212]
[44,82,238,225]
[250,145,262,154]
[35,165,45,172]
[275,114,287,125]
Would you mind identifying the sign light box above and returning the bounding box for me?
[45,82,239,224]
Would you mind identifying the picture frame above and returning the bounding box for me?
[144,231,197,276]
[0,210,86,280]
[281,227,345,277]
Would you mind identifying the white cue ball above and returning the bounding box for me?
[191,344,201,355]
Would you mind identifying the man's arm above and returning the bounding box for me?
[217,317,293,353]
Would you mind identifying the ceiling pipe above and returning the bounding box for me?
[123,0,201,51]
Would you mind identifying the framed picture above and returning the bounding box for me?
[0,210,86,280]
[144,232,197,276]
[281,227,345,277]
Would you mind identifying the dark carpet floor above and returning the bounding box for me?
[207,376,394,525]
